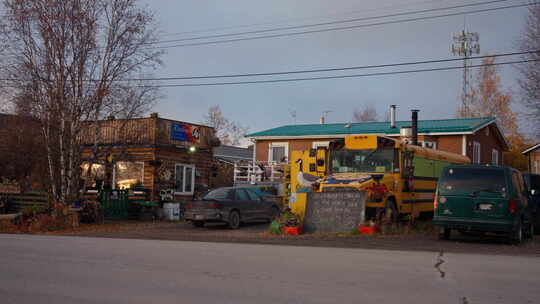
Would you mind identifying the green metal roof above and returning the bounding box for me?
[247,117,496,138]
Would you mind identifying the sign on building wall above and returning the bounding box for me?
[171,123,200,143]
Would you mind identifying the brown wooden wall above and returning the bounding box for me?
[253,125,507,165]
[79,114,215,149]
[530,152,540,174]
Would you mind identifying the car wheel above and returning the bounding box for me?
[192,221,204,228]
[228,211,241,229]
[438,228,451,240]
[511,221,523,244]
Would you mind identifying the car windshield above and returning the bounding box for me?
[331,148,396,173]
[202,188,231,200]
[439,167,507,195]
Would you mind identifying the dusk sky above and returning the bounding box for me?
[141,0,529,135]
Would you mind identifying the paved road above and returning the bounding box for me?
[1,235,539,304]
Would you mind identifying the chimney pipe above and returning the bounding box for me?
[390,105,396,128]
[411,109,419,146]
[320,116,325,124]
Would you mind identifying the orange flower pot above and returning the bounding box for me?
[359,225,376,235]
[284,226,302,235]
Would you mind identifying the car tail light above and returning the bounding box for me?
[185,202,193,209]
[434,191,439,210]
[207,202,223,208]
[509,199,517,214]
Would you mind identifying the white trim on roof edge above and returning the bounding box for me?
[523,143,540,154]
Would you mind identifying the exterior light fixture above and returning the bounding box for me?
[189,146,197,153]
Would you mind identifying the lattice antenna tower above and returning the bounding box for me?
[451,30,480,115]
[288,109,297,125]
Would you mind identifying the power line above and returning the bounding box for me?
[149,2,531,49]
[141,59,537,87]
[1,51,535,83]
[123,51,535,81]
[151,0,516,45]
[160,0,461,38]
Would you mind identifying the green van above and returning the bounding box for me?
[433,165,534,243]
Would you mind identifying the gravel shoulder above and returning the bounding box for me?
[33,220,540,257]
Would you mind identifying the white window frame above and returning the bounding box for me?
[312,141,330,149]
[491,149,499,165]
[268,142,289,163]
[174,163,196,195]
[473,141,481,164]
[112,161,144,190]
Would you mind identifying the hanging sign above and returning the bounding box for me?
[171,123,200,143]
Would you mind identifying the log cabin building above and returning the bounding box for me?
[79,113,220,202]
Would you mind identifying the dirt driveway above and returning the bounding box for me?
[48,220,540,257]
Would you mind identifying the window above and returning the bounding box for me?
[419,141,437,150]
[331,148,397,173]
[175,164,195,194]
[312,141,330,149]
[114,161,144,189]
[492,149,499,165]
[473,142,481,164]
[234,189,250,201]
[440,167,507,195]
[81,162,106,188]
[203,188,232,200]
[245,189,261,201]
[268,142,288,163]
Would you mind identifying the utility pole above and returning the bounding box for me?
[451,30,480,116]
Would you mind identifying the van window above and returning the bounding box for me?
[439,167,507,195]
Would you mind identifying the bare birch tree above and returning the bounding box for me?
[0,0,162,204]
[352,104,378,122]
[203,105,248,146]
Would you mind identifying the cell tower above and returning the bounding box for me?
[451,30,480,115]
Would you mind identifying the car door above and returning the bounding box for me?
[245,188,268,220]
[233,189,256,221]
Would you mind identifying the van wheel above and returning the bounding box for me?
[438,228,451,240]
[511,221,523,244]
[524,221,534,240]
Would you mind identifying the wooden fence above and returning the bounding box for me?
[1,192,48,213]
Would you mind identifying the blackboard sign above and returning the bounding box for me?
[304,191,366,234]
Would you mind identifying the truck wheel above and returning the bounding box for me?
[378,200,398,225]
[438,228,451,240]
[192,221,204,228]
[511,221,523,245]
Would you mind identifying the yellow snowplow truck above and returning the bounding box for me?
[289,135,470,222]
